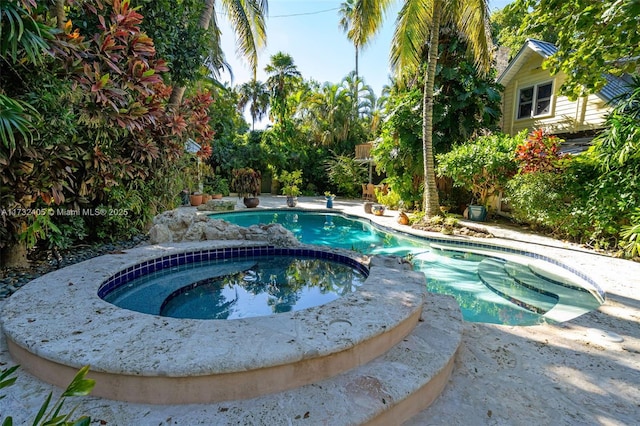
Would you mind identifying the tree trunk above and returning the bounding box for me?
[1,241,29,269]
[421,2,441,217]
[55,0,66,30]
[169,0,215,108]
[199,0,215,30]
[355,45,359,80]
[168,86,187,109]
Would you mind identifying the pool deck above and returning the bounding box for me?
[2,195,640,424]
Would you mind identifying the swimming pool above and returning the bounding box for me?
[211,210,604,325]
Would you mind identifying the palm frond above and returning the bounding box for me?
[390,0,432,74]
[221,0,267,76]
[450,0,492,74]
[0,1,51,63]
[0,94,39,150]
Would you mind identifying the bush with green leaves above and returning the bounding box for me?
[278,170,303,197]
[1,365,94,426]
[1,1,217,265]
[621,208,640,258]
[325,153,367,197]
[506,171,573,235]
[436,132,524,208]
[375,189,402,210]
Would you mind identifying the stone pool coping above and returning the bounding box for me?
[1,240,427,404]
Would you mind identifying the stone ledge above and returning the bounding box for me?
[2,241,427,404]
[197,199,236,211]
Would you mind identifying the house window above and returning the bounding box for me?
[516,81,553,119]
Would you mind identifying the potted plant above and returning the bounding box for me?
[279,170,303,208]
[324,191,335,208]
[230,168,262,208]
[205,175,229,199]
[180,156,204,206]
[189,192,203,206]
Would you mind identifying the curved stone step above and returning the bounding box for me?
[429,243,488,263]
[2,243,427,405]
[203,293,463,426]
[478,258,558,314]
[2,293,463,425]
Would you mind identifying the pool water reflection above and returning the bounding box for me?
[103,255,366,320]
[211,210,603,325]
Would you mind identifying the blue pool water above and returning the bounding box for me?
[103,254,366,320]
[211,210,603,325]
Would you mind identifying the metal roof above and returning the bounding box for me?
[497,39,631,103]
[527,39,557,57]
[600,73,632,103]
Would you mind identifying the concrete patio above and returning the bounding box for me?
[1,195,639,425]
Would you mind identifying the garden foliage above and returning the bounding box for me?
[436,132,523,207]
[1,365,94,425]
[506,94,640,254]
[0,0,215,265]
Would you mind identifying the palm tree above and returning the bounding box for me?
[338,0,391,79]
[265,52,301,124]
[362,0,492,216]
[306,83,352,145]
[394,1,492,216]
[238,79,269,130]
[341,71,375,119]
[169,0,268,107]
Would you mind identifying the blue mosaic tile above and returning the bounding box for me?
[100,246,367,299]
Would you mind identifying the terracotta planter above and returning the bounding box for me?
[397,211,410,225]
[243,197,260,208]
[201,194,212,204]
[189,194,203,206]
[211,194,223,199]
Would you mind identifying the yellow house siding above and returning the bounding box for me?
[583,95,609,128]
[500,53,613,136]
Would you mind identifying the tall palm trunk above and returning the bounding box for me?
[355,45,359,79]
[55,0,65,29]
[199,0,215,29]
[421,2,441,216]
[169,0,215,108]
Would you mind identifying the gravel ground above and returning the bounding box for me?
[0,235,148,299]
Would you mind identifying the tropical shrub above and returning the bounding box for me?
[621,208,640,258]
[279,170,303,197]
[373,88,424,207]
[375,189,402,210]
[436,132,523,207]
[0,0,217,265]
[506,171,572,234]
[325,153,367,197]
[231,168,262,198]
[515,129,567,173]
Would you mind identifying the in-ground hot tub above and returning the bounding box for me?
[99,250,368,320]
[1,240,427,404]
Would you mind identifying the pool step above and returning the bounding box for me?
[503,262,603,322]
[477,258,558,314]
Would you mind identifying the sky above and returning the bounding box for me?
[219,0,513,127]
